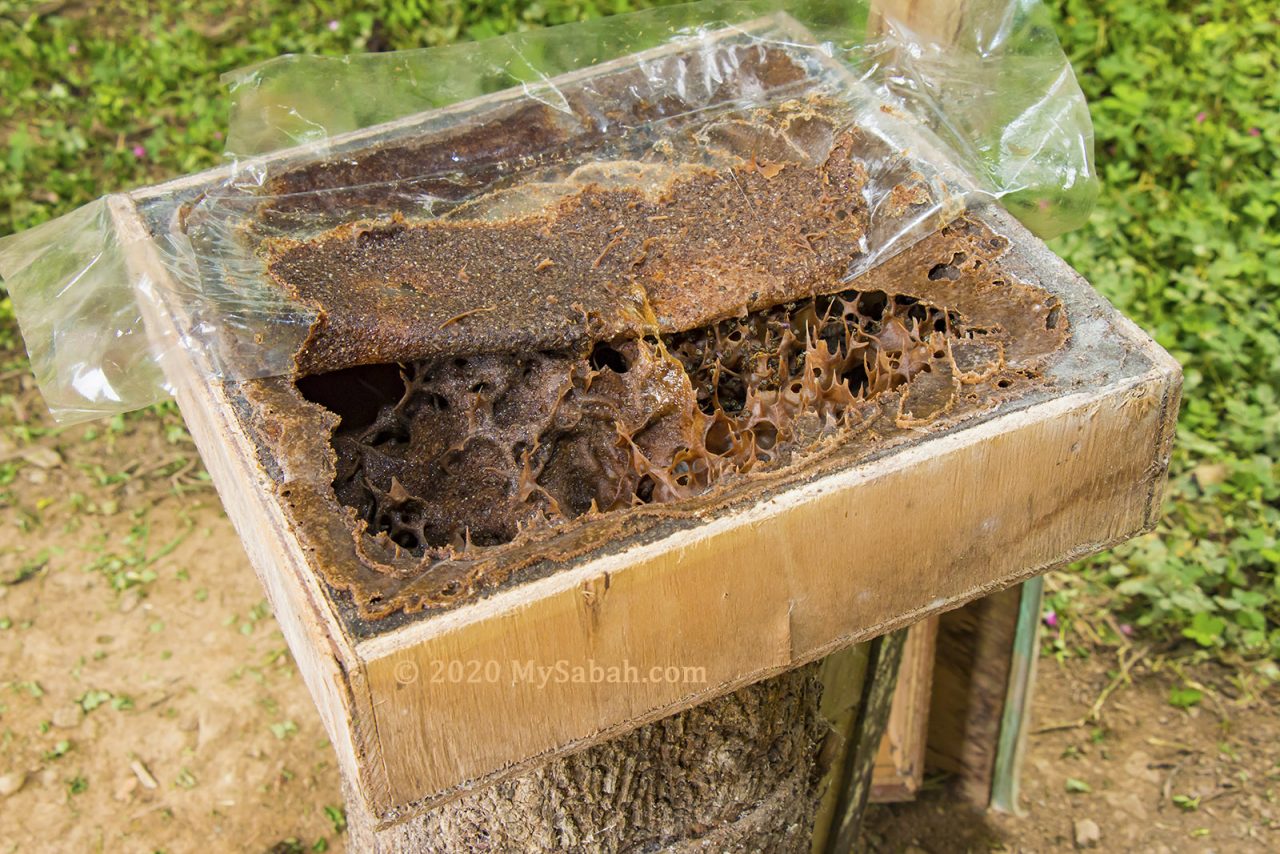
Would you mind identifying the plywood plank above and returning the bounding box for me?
[811,644,874,853]
[823,631,909,854]
[870,617,939,802]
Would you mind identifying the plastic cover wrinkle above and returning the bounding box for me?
[0,0,1095,422]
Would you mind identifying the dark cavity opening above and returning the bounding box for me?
[296,362,404,431]
[589,342,630,373]
[300,283,989,555]
[928,262,961,281]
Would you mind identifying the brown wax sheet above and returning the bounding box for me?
[262,97,928,376]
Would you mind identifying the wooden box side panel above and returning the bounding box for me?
[360,368,1175,817]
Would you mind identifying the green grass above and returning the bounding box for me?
[1,1,1276,663]
[1047,0,1279,663]
[0,0,658,236]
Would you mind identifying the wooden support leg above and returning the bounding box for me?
[989,576,1045,814]
[926,580,1043,808]
[870,618,940,804]
[819,631,908,854]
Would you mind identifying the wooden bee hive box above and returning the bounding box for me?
[107,15,1179,841]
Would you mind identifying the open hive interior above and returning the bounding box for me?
[171,38,1073,624]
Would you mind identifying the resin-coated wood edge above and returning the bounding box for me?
[356,344,1178,821]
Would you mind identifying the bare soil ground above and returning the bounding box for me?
[864,655,1280,852]
[0,371,344,853]
[1,366,1277,852]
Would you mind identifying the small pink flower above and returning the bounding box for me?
[1195,111,1207,124]
[1043,610,1059,629]
[328,19,340,31]
[1248,127,1261,137]
[132,144,146,158]
[67,43,79,55]
[1119,623,1133,637]
[213,130,223,141]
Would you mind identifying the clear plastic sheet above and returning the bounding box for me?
[0,198,173,421]
[0,0,1095,423]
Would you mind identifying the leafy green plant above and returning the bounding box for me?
[323,804,347,836]
[1065,777,1093,794]
[1169,684,1204,709]
[43,738,71,760]
[77,689,113,713]
[1051,0,1279,662]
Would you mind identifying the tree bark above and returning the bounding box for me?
[348,663,829,853]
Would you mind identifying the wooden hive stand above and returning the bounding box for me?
[103,10,1179,852]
